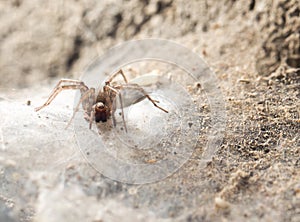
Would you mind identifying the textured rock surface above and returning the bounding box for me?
[255,0,300,74]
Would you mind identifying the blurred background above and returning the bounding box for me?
[1,0,299,88]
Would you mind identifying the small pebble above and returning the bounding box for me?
[215,197,230,209]
[238,79,251,84]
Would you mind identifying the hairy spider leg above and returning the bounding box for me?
[35,79,89,112]
[106,69,128,84]
[89,108,95,130]
[115,84,169,113]
[104,85,128,132]
[66,88,96,129]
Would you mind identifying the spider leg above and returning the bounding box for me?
[104,85,128,133]
[89,108,95,130]
[65,88,96,129]
[111,95,117,128]
[118,91,127,132]
[117,84,169,113]
[106,69,128,84]
[35,79,89,112]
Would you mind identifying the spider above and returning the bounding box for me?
[35,69,168,132]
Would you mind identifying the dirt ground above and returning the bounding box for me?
[0,0,299,221]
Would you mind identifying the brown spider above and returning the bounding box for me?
[35,69,168,132]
